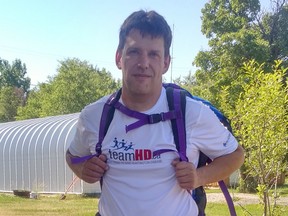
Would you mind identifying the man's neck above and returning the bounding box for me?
[121,88,162,112]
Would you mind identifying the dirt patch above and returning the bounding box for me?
[207,193,288,205]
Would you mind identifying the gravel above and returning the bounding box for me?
[207,193,288,206]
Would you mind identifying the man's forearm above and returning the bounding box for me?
[196,145,245,187]
[66,150,84,179]
[66,150,108,184]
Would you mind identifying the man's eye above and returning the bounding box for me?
[128,49,138,55]
[149,52,159,58]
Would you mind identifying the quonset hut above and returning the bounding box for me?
[0,113,100,194]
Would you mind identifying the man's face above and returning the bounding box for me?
[116,29,170,96]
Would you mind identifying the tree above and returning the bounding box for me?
[257,1,288,67]
[0,87,24,122]
[179,2,288,214]
[221,60,288,215]
[16,83,48,120]
[192,0,287,108]
[17,58,120,119]
[0,58,30,92]
[0,58,31,122]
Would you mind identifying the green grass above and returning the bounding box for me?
[204,182,288,216]
[206,203,288,216]
[0,191,287,216]
[206,203,261,216]
[205,182,288,197]
[0,194,98,216]
[278,183,288,197]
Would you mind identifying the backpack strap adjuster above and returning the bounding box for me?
[148,113,165,124]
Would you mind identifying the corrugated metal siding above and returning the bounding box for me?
[0,113,100,194]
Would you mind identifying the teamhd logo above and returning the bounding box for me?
[108,138,160,163]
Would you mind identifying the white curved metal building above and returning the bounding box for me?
[0,113,100,194]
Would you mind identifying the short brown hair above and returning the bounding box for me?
[117,10,172,57]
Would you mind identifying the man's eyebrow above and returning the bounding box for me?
[150,49,161,53]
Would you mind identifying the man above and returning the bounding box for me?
[66,10,244,216]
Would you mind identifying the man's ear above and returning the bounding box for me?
[162,55,171,74]
[115,50,122,69]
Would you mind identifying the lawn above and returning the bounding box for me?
[206,203,288,216]
[0,185,288,216]
[0,193,98,216]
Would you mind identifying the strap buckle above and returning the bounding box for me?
[148,113,165,124]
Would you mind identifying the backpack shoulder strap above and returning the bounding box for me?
[70,89,122,164]
[96,89,122,155]
[164,83,237,216]
[165,86,188,162]
[97,86,181,156]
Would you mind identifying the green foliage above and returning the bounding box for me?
[17,58,120,120]
[232,60,288,215]
[0,58,31,122]
[259,4,288,67]
[191,0,288,111]
[183,60,287,215]
[0,58,31,92]
[180,2,288,215]
[0,87,25,122]
[198,0,266,75]
[16,84,47,120]
[201,0,260,38]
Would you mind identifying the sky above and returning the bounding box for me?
[0,0,272,86]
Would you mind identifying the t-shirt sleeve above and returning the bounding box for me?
[186,99,238,160]
[68,104,101,157]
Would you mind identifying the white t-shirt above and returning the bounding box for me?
[69,87,238,216]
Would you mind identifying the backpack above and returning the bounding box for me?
[71,83,237,216]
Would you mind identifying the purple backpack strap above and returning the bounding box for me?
[70,153,98,164]
[71,91,121,164]
[96,91,121,155]
[165,84,237,216]
[218,180,237,216]
[71,87,182,164]
[165,86,188,161]
[172,88,187,162]
[113,101,181,133]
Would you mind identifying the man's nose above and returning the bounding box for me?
[137,54,149,70]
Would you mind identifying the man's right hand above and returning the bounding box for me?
[66,150,109,184]
[81,154,109,183]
